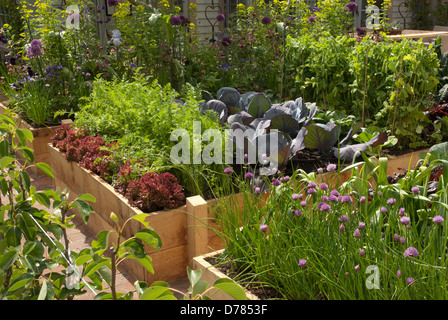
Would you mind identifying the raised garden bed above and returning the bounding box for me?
[48,143,224,283]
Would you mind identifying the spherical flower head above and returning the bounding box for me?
[261,16,271,25]
[294,209,303,217]
[322,195,329,202]
[107,0,119,6]
[283,176,290,183]
[404,246,419,258]
[327,163,337,172]
[398,208,406,217]
[300,200,307,207]
[292,193,299,201]
[358,222,366,230]
[307,188,316,195]
[387,198,396,205]
[170,15,182,25]
[354,264,360,272]
[224,167,233,174]
[319,203,331,212]
[359,196,366,203]
[400,216,410,226]
[339,215,349,223]
[433,215,444,224]
[216,13,225,22]
[411,186,419,195]
[354,228,361,239]
[308,182,317,188]
[380,206,387,213]
[245,172,254,180]
[397,269,401,278]
[260,224,268,232]
[308,16,316,23]
[340,195,351,204]
[359,249,365,256]
[221,37,231,46]
[272,179,281,186]
[394,233,399,242]
[345,2,358,12]
[27,39,43,57]
[329,195,338,202]
[339,224,345,232]
[407,277,414,285]
[254,187,261,195]
[298,259,307,267]
[330,189,340,197]
[400,236,405,245]
[319,183,328,191]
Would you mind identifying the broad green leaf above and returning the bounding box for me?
[7,273,34,293]
[136,255,154,274]
[38,281,48,300]
[213,278,247,300]
[134,229,162,250]
[75,254,92,266]
[130,213,151,228]
[72,199,93,223]
[91,231,110,254]
[0,250,19,271]
[35,163,54,179]
[122,238,146,259]
[0,156,15,170]
[139,286,176,300]
[192,280,210,297]
[76,193,96,203]
[187,266,202,288]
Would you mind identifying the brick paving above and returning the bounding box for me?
[2,164,190,300]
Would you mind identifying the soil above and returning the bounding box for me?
[205,256,284,300]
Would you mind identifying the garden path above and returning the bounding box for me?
[2,165,190,300]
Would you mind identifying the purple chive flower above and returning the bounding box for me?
[378,191,383,197]
[339,224,345,231]
[330,190,340,197]
[358,222,366,230]
[245,172,254,179]
[387,198,396,205]
[170,15,182,25]
[400,237,405,245]
[407,277,414,285]
[354,264,360,272]
[300,200,307,207]
[319,183,328,191]
[341,195,352,204]
[359,196,366,203]
[261,16,271,25]
[260,224,268,232]
[272,179,281,186]
[216,13,225,22]
[298,259,307,267]
[308,182,317,188]
[354,229,361,239]
[400,217,410,225]
[294,209,303,217]
[27,39,43,57]
[360,249,365,256]
[404,247,419,258]
[398,208,406,217]
[283,176,290,183]
[308,16,316,23]
[254,187,261,195]
[307,188,316,195]
[292,193,299,201]
[319,203,331,212]
[394,234,399,242]
[397,270,402,278]
[339,215,349,223]
[329,195,338,202]
[411,186,420,195]
[317,167,323,173]
[380,206,387,213]
[224,167,233,174]
[433,215,444,224]
[322,195,329,202]
[107,0,119,6]
[86,72,91,77]
[327,163,337,172]
[345,2,358,12]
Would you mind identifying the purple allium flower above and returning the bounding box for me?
[254,187,261,195]
[261,16,271,25]
[283,176,290,183]
[307,188,316,195]
[358,222,366,230]
[398,208,406,217]
[292,193,299,201]
[339,224,345,231]
[300,200,307,207]
[86,72,91,77]
[170,15,182,25]
[360,249,365,256]
[260,224,268,232]
[245,172,254,179]
[407,277,414,285]
[322,195,329,202]
[27,39,43,57]
[308,16,316,23]
[400,217,410,226]
[345,2,358,12]
[221,37,232,46]
[397,269,401,278]
[294,209,303,217]
[345,272,350,277]
[411,186,419,195]
[298,259,307,267]
[380,206,387,213]
[319,203,331,212]
[339,215,349,223]
[319,183,328,191]
[216,13,225,22]
[400,236,405,245]
[317,167,323,173]
[330,190,340,197]
[359,196,366,203]
[272,179,281,186]
[45,83,50,87]
[354,228,361,239]
[354,264,360,272]
[107,0,119,6]
[378,191,383,197]
[308,182,317,188]
[387,198,396,205]
[394,234,399,242]
[224,167,233,174]
[329,195,338,202]
[340,195,352,204]
[327,163,337,172]
[433,215,444,224]
[404,247,419,258]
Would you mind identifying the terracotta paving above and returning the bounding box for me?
[2,165,190,300]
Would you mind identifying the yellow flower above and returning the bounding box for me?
[189,3,197,11]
